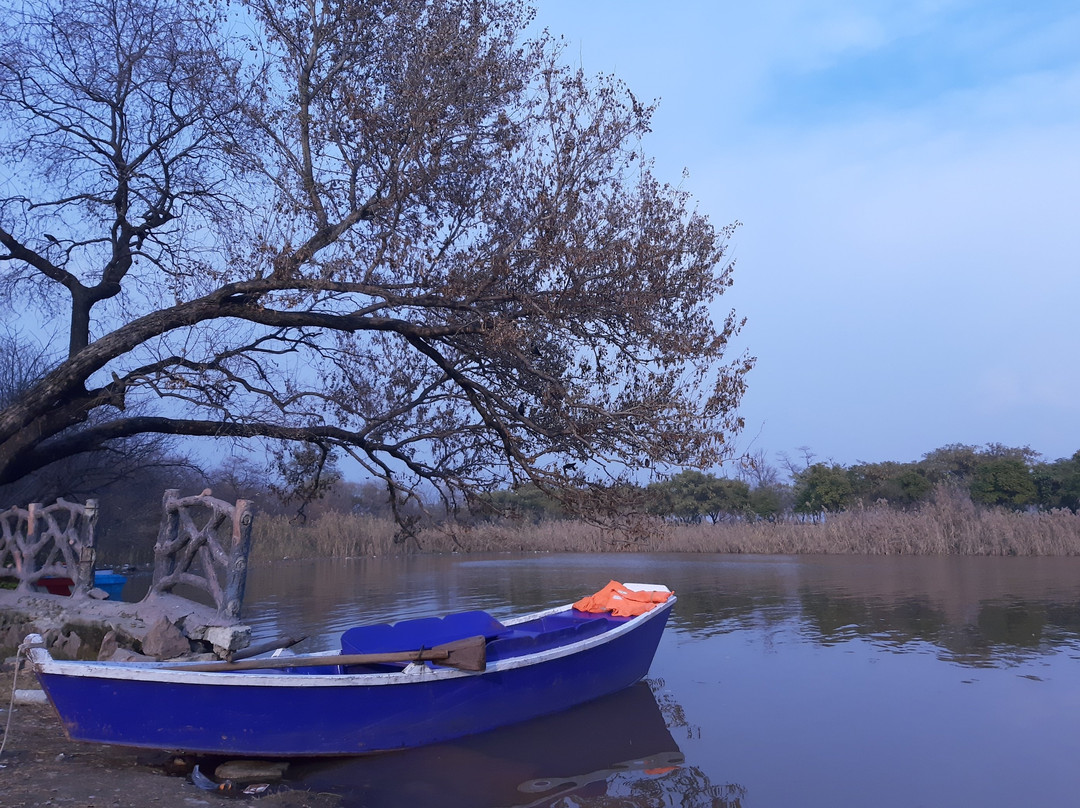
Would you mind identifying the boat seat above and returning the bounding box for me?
[340,610,510,655]
[486,612,617,661]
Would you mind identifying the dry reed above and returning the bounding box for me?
[251,512,399,561]
[250,486,1080,559]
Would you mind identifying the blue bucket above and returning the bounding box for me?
[93,571,127,600]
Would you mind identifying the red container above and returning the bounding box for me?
[39,577,74,596]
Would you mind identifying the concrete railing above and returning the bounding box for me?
[147,489,254,619]
[1,489,255,620]
[0,499,99,596]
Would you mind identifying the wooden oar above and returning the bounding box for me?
[165,635,487,673]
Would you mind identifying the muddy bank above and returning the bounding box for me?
[0,665,341,808]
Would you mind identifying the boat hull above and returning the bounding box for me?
[29,598,674,756]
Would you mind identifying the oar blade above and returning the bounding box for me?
[435,635,486,672]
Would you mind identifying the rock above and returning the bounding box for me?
[0,589,250,665]
[97,629,118,660]
[180,652,220,662]
[141,616,191,659]
[14,688,48,705]
[214,759,289,783]
[203,623,252,655]
[56,630,82,658]
[106,647,156,663]
[87,587,110,600]
[3,624,25,648]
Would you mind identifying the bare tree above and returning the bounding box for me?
[0,0,753,520]
[0,326,195,506]
[778,446,818,479]
[738,448,781,488]
[0,326,52,409]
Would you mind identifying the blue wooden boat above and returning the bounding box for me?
[24,583,674,756]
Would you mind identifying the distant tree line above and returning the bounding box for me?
[481,444,1080,525]
[637,444,1080,524]
[807,444,1079,514]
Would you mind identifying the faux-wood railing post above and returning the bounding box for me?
[14,503,41,591]
[145,489,257,619]
[223,500,254,620]
[72,498,99,598]
[151,489,181,594]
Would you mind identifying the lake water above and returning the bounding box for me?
[234,553,1080,807]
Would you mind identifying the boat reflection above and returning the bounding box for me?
[288,681,701,808]
[511,749,685,808]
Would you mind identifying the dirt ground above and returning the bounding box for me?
[0,665,342,808]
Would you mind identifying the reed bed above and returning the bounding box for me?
[250,513,624,560]
[251,487,1080,559]
[251,512,400,561]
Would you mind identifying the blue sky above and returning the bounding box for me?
[532,0,1080,469]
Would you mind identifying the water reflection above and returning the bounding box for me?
[794,590,1080,667]
[285,681,738,808]
[242,554,1080,669]
[510,749,685,808]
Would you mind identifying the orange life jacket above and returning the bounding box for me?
[572,580,672,617]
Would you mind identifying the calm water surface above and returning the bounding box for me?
[235,554,1080,807]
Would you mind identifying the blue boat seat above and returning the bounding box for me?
[340,610,510,655]
[485,611,620,662]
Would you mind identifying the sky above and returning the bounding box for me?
[531,0,1080,470]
